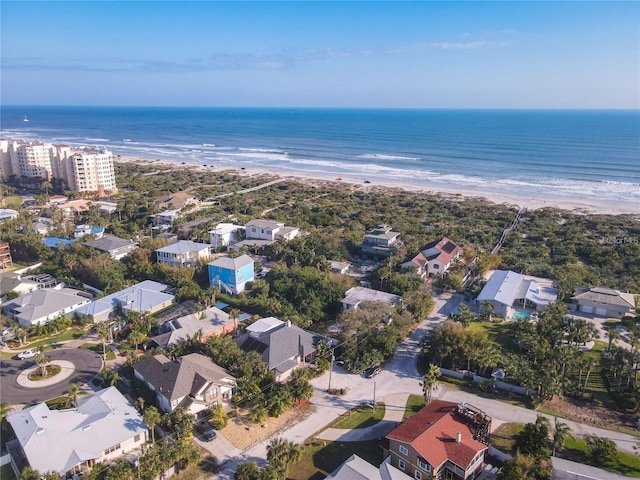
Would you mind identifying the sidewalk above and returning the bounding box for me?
[316,392,410,441]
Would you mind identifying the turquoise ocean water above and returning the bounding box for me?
[1,106,638,206]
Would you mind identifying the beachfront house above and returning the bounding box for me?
[133,353,236,414]
[360,224,402,260]
[208,254,255,294]
[5,387,148,479]
[2,288,92,327]
[572,286,636,318]
[476,270,558,319]
[209,223,245,249]
[382,401,490,480]
[341,286,402,311]
[235,319,338,382]
[83,235,139,260]
[401,237,463,279]
[75,280,175,323]
[245,219,299,242]
[155,240,213,268]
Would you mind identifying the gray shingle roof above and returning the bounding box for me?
[208,254,254,270]
[133,353,235,401]
[2,288,91,324]
[83,235,138,252]
[155,240,211,255]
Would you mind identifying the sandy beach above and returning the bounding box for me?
[116,155,640,216]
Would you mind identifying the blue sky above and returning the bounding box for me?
[1,1,638,108]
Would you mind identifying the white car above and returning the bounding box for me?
[17,349,37,360]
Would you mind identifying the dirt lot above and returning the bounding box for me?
[543,396,638,431]
[221,402,314,450]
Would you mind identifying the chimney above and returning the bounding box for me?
[286,320,292,328]
[456,432,462,443]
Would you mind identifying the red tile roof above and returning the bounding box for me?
[386,400,487,471]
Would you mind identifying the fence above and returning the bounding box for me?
[439,368,536,396]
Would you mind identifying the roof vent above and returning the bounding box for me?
[83,425,91,431]
[456,431,462,443]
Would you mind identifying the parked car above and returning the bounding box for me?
[366,366,382,378]
[1,327,11,336]
[196,421,217,441]
[17,349,37,360]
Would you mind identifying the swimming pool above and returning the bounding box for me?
[512,309,531,321]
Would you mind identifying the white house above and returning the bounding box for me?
[477,270,558,319]
[341,286,402,311]
[156,209,182,225]
[2,288,92,327]
[0,208,19,222]
[245,219,299,242]
[572,286,636,318]
[402,237,463,278]
[75,280,175,323]
[155,240,212,268]
[6,387,148,478]
[209,223,244,249]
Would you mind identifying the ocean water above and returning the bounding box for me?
[1,106,639,206]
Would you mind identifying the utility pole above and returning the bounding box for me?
[373,381,376,410]
[327,351,335,392]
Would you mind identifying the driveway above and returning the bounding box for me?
[0,347,102,406]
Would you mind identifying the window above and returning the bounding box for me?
[134,434,141,443]
[414,471,422,480]
[398,459,406,471]
[418,458,431,472]
[399,445,409,456]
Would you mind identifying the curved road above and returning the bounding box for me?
[0,348,102,405]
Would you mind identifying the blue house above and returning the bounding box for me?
[208,255,255,295]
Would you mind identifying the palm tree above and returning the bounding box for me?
[65,383,81,408]
[605,325,621,351]
[266,437,302,477]
[11,324,27,346]
[95,321,111,363]
[143,406,162,445]
[0,402,14,423]
[552,417,573,456]
[36,349,51,378]
[422,364,441,405]
[229,308,240,336]
[128,329,147,357]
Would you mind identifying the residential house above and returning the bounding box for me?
[92,201,118,214]
[155,208,182,226]
[402,237,463,279]
[32,217,55,235]
[209,223,244,249]
[0,273,39,301]
[42,237,73,249]
[6,387,147,478]
[477,270,558,319]
[83,235,139,260]
[325,455,410,480]
[208,254,255,294]
[133,353,236,414]
[572,286,636,318]
[59,199,92,217]
[245,219,299,242]
[160,191,199,210]
[75,280,175,323]
[156,232,178,244]
[360,224,402,260]
[382,400,490,480]
[155,240,212,268]
[74,224,105,239]
[246,316,284,334]
[0,240,12,269]
[341,286,402,311]
[236,320,338,382]
[2,288,92,327]
[329,260,351,275]
[150,306,236,350]
[0,208,19,222]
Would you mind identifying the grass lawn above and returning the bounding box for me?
[330,403,385,430]
[0,328,86,359]
[403,394,425,421]
[489,422,525,456]
[1,195,23,208]
[561,437,640,478]
[467,321,518,352]
[287,439,382,480]
[79,342,116,360]
[0,464,17,480]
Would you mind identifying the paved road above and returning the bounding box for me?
[0,348,102,406]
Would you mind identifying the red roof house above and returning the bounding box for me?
[382,400,490,480]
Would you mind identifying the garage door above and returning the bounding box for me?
[595,308,607,317]
[581,306,593,314]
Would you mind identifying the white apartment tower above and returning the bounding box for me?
[0,139,117,194]
[0,140,53,180]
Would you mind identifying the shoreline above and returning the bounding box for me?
[115,155,640,216]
